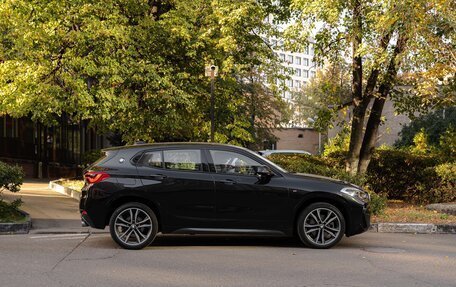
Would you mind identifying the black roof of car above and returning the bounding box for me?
[103,142,244,152]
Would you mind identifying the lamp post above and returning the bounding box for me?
[206,64,218,142]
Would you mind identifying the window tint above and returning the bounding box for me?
[139,151,163,168]
[164,150,202,171]
[210,150,263,176]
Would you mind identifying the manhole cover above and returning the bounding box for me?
[363,247,406,253]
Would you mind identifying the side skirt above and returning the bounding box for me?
[168,228,287,236]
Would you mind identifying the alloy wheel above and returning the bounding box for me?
[303,207,341,246]
[114,207,153,247]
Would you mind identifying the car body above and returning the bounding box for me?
[80,142,370,249]
[258,149,312,157]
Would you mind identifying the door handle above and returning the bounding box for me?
[150,174,167,180]
[220,179,236,185]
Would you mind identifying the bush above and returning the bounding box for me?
[368,192,388,216]
[0,161,24,193]
[0,161,24,222]
[366,149,442,201]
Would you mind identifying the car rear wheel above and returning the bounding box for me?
[297,202,345,249]
[109,202,158,250]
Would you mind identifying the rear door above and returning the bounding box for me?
[136,148,216,230]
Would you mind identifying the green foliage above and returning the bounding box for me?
[411,128,432,154]
[322,127,350,158]
[0,161,24,222]
[439,126,456,158]
[395,107,456,148]
[0,0,288,146]
[368,192,388,216]
[292,63,351,131]
[0,161,24,193]
[0,198,24,223]
[366,149,455,204]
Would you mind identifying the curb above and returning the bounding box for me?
[0,210,32,235]
[370,223,456,234]
[49,180,81,201]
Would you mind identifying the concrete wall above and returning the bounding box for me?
[272,128,321,154]
[328,99,412,146]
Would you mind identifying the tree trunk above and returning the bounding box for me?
[358,33,408,173]
[346,0,364,175]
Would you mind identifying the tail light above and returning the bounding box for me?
[84,171,110,184]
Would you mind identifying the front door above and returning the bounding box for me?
[207,149,289,231]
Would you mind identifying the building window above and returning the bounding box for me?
[287,55,293,63]
[296,57,301,65]
[295,68,301,77]
[303,70,309,78]
[294,80,301,89]
[311,71,316,78]
[286,79,293,88]
[280,53,285,61]
[303,58,309,66]
[305,46,309,55]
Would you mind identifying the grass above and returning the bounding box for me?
[372,200,456,224]
[0,199,26,223]
[59,179,84,191]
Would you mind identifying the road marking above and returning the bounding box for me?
[30,234,88,239]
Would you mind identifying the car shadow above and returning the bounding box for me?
[150,234,305,248]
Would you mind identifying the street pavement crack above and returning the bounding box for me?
[49,233,91,272]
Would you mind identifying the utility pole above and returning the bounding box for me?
[206,64,218,142]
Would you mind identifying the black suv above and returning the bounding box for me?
[80,143,370,249]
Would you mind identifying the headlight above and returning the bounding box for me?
[340,187,370,202]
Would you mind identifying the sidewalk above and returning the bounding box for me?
[2,179,86,233]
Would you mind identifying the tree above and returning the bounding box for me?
[293,62,352,131]
[286,0,456,174]
[0,0,288,145]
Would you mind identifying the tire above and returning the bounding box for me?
[297,202,345,249]
[109,202,158,250]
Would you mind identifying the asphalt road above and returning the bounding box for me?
[1,181,455,286]
[0,232,455,287]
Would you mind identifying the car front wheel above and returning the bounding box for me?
[297,202,345,249]
[109,202,158,250]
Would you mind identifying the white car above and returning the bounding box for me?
[258,149,312,157]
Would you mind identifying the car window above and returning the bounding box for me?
[164,149,202,171]
[210,150,263,176]
[138,151,163,168]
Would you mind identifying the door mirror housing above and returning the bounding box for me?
[256,165,274,178]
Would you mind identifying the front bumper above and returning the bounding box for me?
[346,203,370,237]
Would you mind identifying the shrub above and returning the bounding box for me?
[0,161,24,193]
[368,192,388,216]
[0,161,24,221]
[366,149,442,201]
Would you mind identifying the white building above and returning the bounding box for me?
[273,43,317,103]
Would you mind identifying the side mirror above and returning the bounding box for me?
[256,165,273,178]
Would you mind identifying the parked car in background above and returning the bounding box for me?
[80,143,370,250]
[258,149,312,157]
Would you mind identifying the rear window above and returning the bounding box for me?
[89,150,117,167]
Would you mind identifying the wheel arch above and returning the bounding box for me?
[106,196,163,232]
[293,192,350,236]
